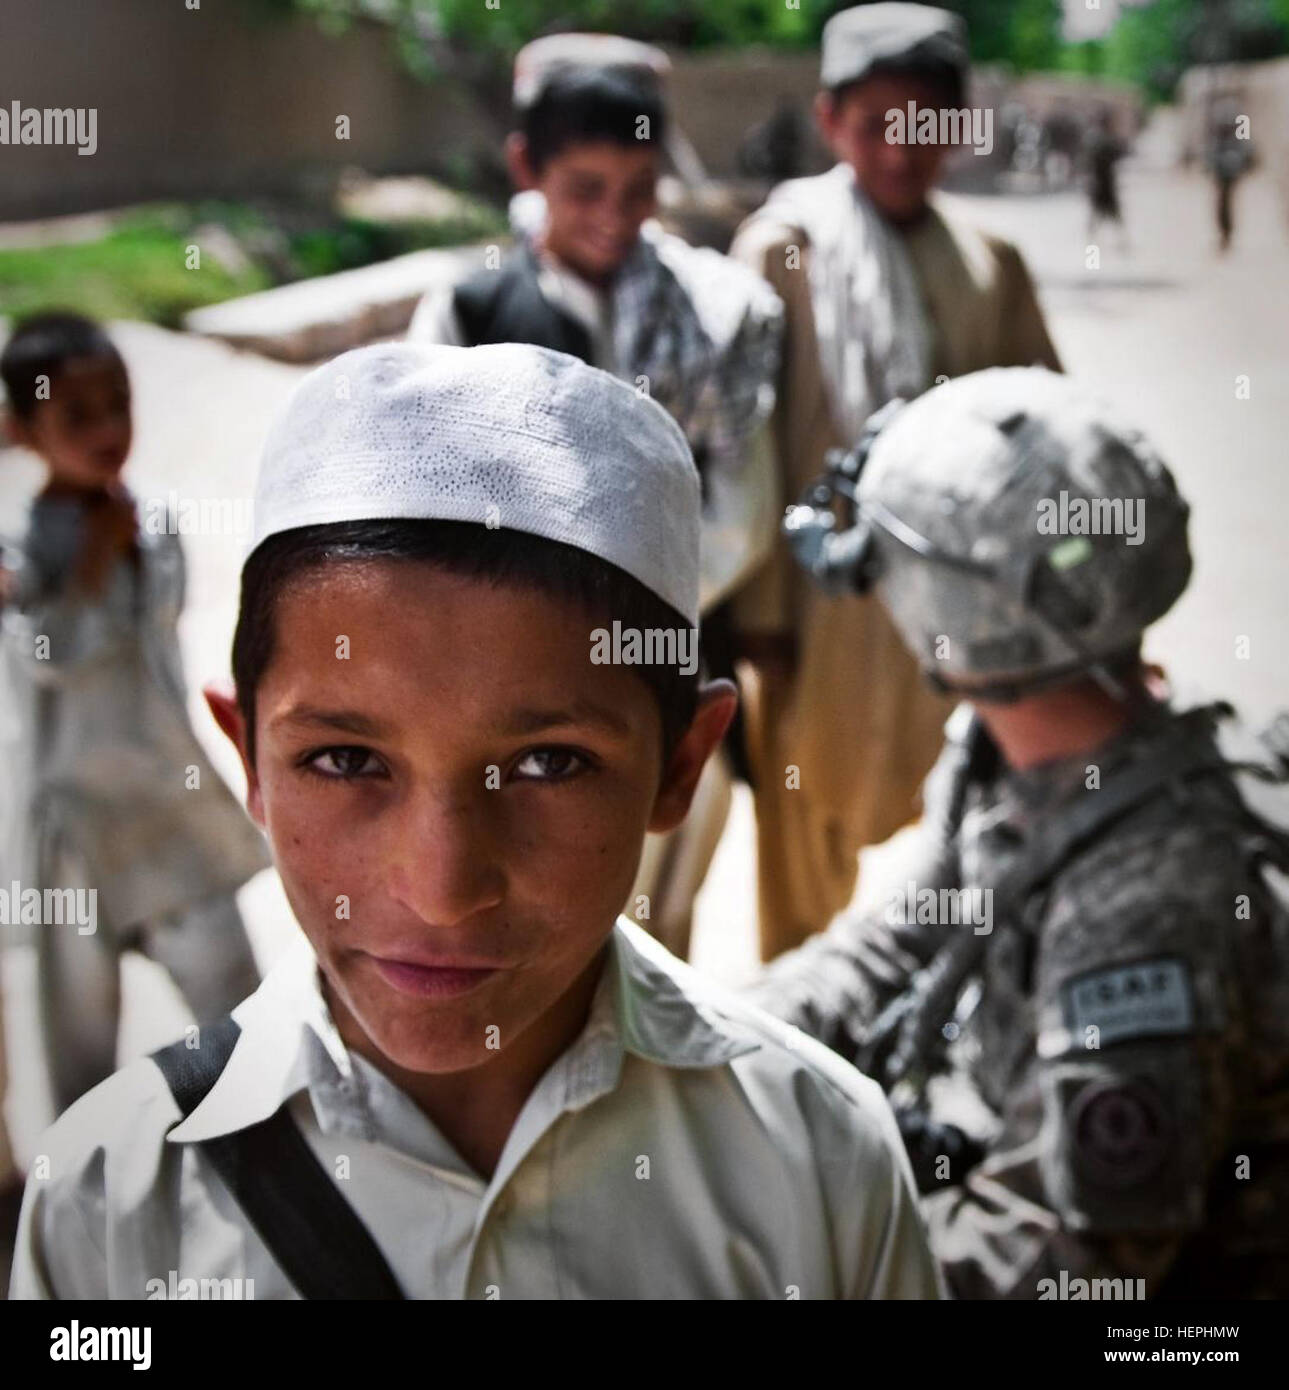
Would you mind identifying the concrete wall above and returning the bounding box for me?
[0,0,506,219]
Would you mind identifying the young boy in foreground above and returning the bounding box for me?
[11,343,938,1300]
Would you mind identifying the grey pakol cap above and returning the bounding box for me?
[820,3,968,91]
[249,342,701,625]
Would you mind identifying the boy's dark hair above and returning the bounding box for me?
[521,67,667,172]
[1,311,124,421]
[827,59,965,110]
[232,519,699,768]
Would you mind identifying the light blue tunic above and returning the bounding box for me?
[0,495,269,936]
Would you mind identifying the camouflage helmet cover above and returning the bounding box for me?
[857,367,1192,688]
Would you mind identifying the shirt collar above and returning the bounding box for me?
[166,919,757,1146]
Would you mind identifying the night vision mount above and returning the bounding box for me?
[780,398,907,595]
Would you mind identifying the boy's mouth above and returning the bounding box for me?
[367,954,500,999]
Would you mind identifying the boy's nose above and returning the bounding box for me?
[385,786,505,929]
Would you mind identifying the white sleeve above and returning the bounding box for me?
[406,284,467,346]
[9,1156,109,1300]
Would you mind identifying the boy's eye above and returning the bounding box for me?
[511,747,591,783]
[303,746,385,780]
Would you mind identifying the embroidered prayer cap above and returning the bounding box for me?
[820,3,968,94]
[248,342,701,625]
[513,33,670,110]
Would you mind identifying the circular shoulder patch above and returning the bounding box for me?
[1068,1078,1171,1189]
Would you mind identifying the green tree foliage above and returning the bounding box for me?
[261,0,1289,96]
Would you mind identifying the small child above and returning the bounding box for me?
[0,312,267,1115]
[11,342,938,1299]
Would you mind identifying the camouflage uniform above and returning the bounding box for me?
[750,702,1289,1298]
[754,367,1289,1297]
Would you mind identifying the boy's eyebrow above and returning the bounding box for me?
[271,706,391,738]
[270,701,633,740]
[504,700,633,739]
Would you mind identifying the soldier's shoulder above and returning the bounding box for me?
[1039,772,1265,982]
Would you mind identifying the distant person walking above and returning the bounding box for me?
[1084,106,1127,249]
[1209,112,1253,252]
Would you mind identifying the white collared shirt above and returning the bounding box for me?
[11,920,941,1300]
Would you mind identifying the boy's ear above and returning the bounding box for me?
[203,679,264,826]
[505,132,538,191]
[648,679,738,836]
[3,407,34,450]
[813,90,841,151]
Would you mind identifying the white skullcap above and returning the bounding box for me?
[821,3,967,92]
[249,342,700,624]
[513,33,670,109]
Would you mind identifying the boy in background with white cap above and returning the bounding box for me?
[10,342,938,1300]
[729,3,1061,960]
[409,36,784,958]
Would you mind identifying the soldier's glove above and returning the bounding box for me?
[894,1107,987,1195]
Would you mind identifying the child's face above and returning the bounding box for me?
[815,72,950,224]
[221,559,729,1078]
[12,354,132,489]
[514,137,659,284]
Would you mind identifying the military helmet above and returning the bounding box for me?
[785,367,1192,694]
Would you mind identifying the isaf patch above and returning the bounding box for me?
[1062,957,1195,1050]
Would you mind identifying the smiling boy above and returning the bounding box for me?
[11,343,937,1300]
[409,39,785,962]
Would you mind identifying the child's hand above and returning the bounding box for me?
[0,563,15,609]
[74,489,138,595]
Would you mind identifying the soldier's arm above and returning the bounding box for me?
[743,710,975,1060]
[924,834,1242,1298]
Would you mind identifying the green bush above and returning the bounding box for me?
[0,219,270,328]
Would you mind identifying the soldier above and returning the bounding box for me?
[728,3,1061,959]
[748,366,1289,1298]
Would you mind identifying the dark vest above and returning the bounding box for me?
[452,244,594,365]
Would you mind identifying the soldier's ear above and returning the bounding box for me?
[506,132,538,191]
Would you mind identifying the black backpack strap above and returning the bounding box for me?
[152,1017,406,1300]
